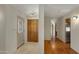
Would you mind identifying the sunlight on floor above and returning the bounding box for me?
[51,43,56,49]
[16,42,39,54]
[51,41,56,50]
[51,39,56,49]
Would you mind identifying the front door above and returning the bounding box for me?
[27,20,38,42]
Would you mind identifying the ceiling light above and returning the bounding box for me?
[72,16,78,20]
[72,15,79,24]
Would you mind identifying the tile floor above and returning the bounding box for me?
[16,42,39,54]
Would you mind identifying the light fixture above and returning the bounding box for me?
[72,15,79,24]
[72,16,78,20]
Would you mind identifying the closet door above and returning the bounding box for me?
[27,20,38,42]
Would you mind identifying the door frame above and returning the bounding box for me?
[17,16,24,48]
[65,18,71,47]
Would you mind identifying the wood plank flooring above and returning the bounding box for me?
[44,39,77,54]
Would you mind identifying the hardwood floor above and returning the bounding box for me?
[44,38,77,54]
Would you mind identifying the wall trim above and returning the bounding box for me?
[70,48,78,54]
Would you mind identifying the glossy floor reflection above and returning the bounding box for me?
[44,39,77,54]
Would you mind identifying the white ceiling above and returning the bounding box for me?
[44,4,79,18]
[12,4,39,19]
[12,4,39,15]
[12,4,79,19]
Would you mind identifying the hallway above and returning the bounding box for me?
[44,39,77,54]
[0,4,79,54]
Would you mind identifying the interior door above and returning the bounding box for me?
[27,20,38,42]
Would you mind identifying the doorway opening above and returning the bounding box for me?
[27,19,38,42]
[51,20,56,40]
[51,20,56,49]
[65,18,71,47]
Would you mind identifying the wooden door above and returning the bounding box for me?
[27,20,38,42]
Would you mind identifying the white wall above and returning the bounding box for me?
[70,8,79,53]
[71,18,79,53]
[38,5,44,53]
[0,5,6,53]
[24,18,27,43]
[5,5,17,53]
[56,17,66,42]
[4,5,26,53]
[44,17,51,40]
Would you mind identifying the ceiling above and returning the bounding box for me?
[12,4,39,19]
[12,4,79,19]
[12,4,39,15]
[44,4,79,18]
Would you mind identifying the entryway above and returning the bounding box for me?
[17,19,39,54]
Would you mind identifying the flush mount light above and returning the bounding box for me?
[72,15,79,24]
[72,16,78,20]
